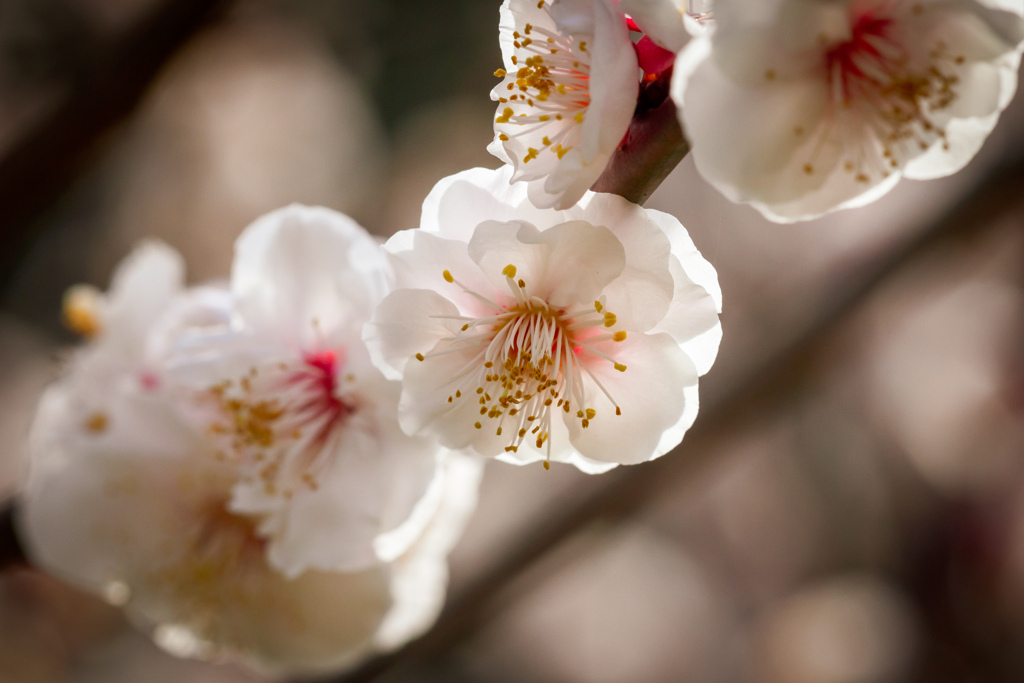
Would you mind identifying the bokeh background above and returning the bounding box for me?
[1,0,1024,681]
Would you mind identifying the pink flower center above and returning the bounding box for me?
[207,348,354,497]
[792,2,965,184]
[417,265,628,466]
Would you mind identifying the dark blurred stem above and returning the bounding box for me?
[0,502,26,571]
[590,71,689,204]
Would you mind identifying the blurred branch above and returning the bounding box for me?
[591,70,688,204]
[334,153,1024,682]
[0,0,232,291]
[0,502,26,570]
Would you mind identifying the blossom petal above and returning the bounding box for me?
[620,0,689,52]
[232,205,389,349]
[467,219,626,307]
[567,332,698,464]
[365,288,466,382]
[376,452,484,649]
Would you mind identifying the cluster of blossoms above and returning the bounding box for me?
[15,0,1024,676]
[492,0,1024,221]
[22,209,482,674]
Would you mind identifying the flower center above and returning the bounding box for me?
[207,349,354,496]
[810,3,963,182]
[419,265,627,466]
[493,7,592,167]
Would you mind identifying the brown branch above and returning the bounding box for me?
[0,0,232,290]
[332,152,1024,682]
[590,70,688,205]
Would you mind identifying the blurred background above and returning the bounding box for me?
[1,0,1024,681]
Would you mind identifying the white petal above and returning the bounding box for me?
[232,204,388,349]
[566,332,699,465]
[467,219,626,307]
[365,288,466,381]
[577,192,677,330]
[621,0,689,51]
[375,452,483,649]
[102,240,185,355]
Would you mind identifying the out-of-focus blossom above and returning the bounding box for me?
[162,206,443,578]
[365,167,722,473]
[20,212,482,675]
[752,575,919,683]
[488,0,638,210]
[672,0,1024,222]
[869,278,1024,494]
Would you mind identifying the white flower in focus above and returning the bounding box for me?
[20,235,482,674]
[489,0,639,210]
[672,0,1024,222]
[365,167,722,473]
[163,206,444,578]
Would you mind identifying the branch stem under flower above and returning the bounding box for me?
[590,69,689,205]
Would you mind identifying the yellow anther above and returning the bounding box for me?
[603,312,617,327]
[613,331,627,342]
[499,133,509,141]
[614,363,627,372]
[443,269,454,283]
[585,408,596,419]
[574,112,585,124]
[475,422,482,429]
[85,412,108,434]
[502,264,517,279]
[62,285,103,338]
[415,353,425,361]
[496,107,514,124]
[494,68,507,77]
[616,406,622,416]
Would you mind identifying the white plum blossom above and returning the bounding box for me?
[162,206,443,578]
[365,167,722,474]
[20,215,482,674]
[672,0,1024,222]
[489,0,639,210]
